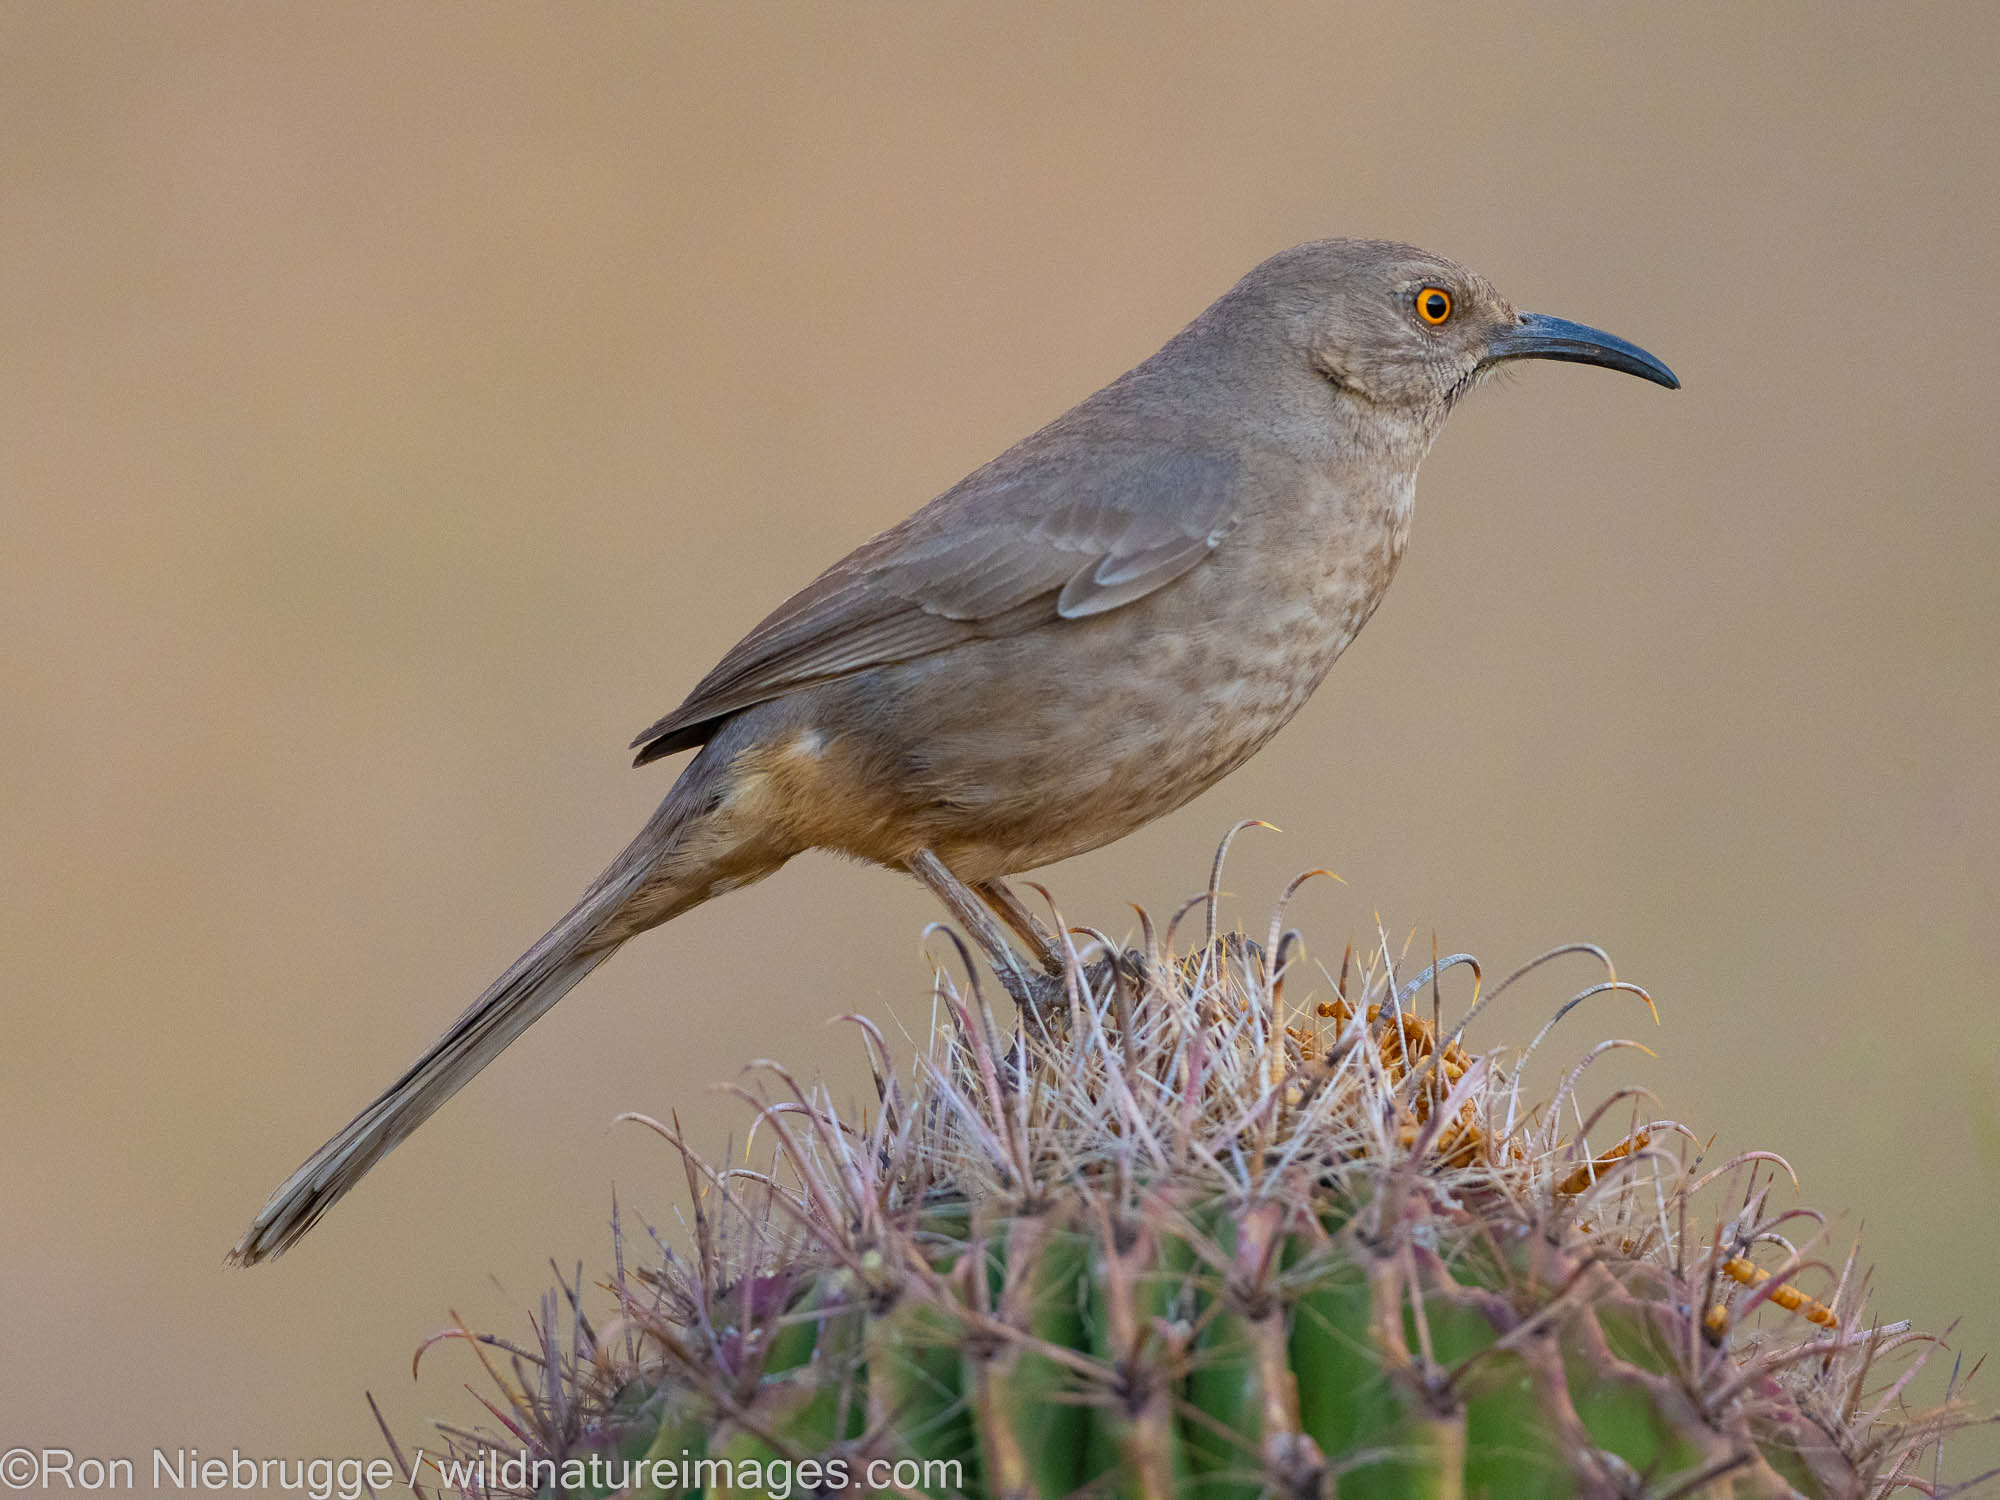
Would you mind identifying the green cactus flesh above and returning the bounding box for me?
[429,885,1978,1499]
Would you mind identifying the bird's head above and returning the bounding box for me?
[1201,239,1677,443]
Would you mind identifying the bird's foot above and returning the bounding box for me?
[994,960,1070,1018]
[996,947,1152,1019]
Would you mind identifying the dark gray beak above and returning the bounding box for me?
[1485,311,1680,390]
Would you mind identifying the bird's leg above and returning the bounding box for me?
[906,851,1062,1014]
[983,876,1155,1017]
[973,878,1068,975]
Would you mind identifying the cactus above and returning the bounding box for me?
[415,853,1983,1499]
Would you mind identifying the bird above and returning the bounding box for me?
[231,238,1677,1264]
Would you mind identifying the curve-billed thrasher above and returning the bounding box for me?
[233,238,1676,1263]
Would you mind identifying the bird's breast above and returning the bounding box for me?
[1230,463,1417,674]
[779,463,1425,878]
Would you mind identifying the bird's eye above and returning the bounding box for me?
[1416,287,1453,325]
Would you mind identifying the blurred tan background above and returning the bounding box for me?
[3,1,1996,1484]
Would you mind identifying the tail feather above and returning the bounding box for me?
[229,863,647,1266]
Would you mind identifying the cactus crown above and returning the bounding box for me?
[418,850,1983,1499]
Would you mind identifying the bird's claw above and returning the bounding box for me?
[998,948,1151,1019]
[997,961,1070,1017]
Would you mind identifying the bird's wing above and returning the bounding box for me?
[631,444,1240,762]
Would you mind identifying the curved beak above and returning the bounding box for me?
[1485,310,1680,390]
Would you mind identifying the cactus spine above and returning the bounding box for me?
[423,865,1979,1499]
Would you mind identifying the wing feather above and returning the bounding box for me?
[1057,536,1220,618]
[632,443,1239,763]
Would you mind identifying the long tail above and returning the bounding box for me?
[230,789,715,1266]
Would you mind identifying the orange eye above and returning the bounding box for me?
[1416,286,1453,325]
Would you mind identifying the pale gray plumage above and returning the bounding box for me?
[633,444,1241,762]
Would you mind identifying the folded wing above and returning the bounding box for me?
[632,444,1240,763]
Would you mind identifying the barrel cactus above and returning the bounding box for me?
[416,855,1981,1498]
